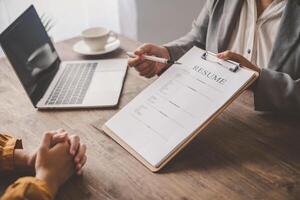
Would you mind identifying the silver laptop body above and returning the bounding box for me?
[0,5,127,109]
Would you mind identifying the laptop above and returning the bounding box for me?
[0,5,128,109]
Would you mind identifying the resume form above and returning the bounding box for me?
[104,47,257,168]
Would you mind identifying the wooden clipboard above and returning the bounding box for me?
[102,67,259,172]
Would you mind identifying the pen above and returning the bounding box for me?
[126,52,182,65]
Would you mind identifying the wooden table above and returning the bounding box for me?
[1,36,300,200]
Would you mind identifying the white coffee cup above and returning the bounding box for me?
[81,27,117,51]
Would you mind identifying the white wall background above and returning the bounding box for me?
[0,0,120,56]
[135,0,205,44]
[0,0,206,57]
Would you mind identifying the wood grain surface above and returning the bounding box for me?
[1,36,300,200]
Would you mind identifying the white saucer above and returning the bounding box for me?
[73,37,121,56]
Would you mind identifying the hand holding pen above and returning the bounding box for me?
[127,43,181,78]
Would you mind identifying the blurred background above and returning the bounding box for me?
[0,0,206,57]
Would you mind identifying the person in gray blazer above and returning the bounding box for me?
[129,0,300,114]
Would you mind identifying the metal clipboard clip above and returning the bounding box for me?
[201,51,240,72]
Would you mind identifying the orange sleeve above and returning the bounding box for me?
[0,134,22,172]
[1,177,54,200]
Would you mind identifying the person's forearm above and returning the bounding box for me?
[14,149,34,173]
[1,177,54,200]
[164,29,204,61]
[0,134,23,172]
[35,169,59,196]
[253,68,300,113]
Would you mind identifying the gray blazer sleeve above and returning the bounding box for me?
[164,1,211,61]
[254,69,300,113]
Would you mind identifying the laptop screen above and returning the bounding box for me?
[0,5,60,106]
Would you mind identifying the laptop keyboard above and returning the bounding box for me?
[45,62,97,105]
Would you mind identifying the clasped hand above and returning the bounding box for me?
[14,129,87,195]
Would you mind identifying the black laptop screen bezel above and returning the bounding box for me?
[0,5,61,107]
